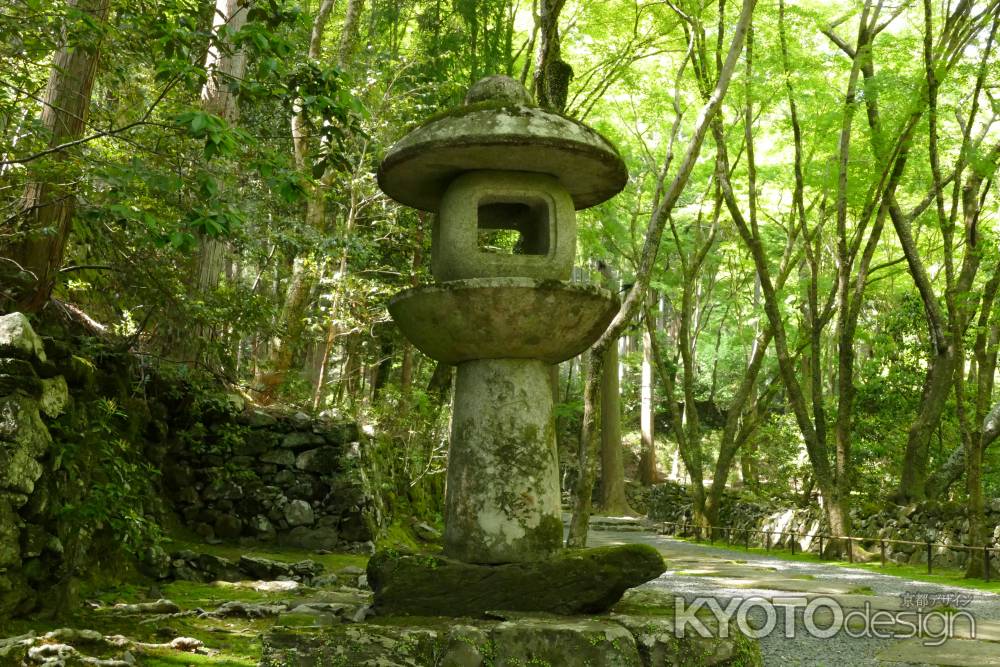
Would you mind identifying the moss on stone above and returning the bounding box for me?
[368,544,666,617]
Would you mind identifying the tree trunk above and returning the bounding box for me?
[531,0,570,111]
[2,0,111,311]
[427,361,454,405]
[600,337,632,514]
[639,308,659,485]
[566,0,755,548]
[183,0,250,363]
[256,0,366,402]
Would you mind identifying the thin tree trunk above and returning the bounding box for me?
[257,0,366,402]
[600,337,632,514]
[566,0,755,548]
[639,301,659,486]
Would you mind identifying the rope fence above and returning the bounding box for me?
[657,520,999,582]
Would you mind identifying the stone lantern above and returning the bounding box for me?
[379,76,626,565]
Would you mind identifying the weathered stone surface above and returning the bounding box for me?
[261,448,296,467]
[0,395,51,495]
[281,431,326,450]
[207,600,288,618]
[389,278,618,365]
[0,313,46,362]
[465,74,533,105]
[285,499,315,527]
[614,615,739,666]
[239,555,293,580]
[0,358,41,398]
[445,358,561,563]
[367,544,666,616]
[433,170,576,282]
[295,446,341,474]
[261,610,755,667]
[492,618,640,666]
[280,526,339,551]
[378,85,628,212]
[39,375,69,418]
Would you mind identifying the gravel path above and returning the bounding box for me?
[583,521,1000,667]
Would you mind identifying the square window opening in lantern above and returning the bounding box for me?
[476,198,551,256]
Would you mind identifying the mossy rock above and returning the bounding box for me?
[367,544,666,617]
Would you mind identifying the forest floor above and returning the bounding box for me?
[0,541,373,666]
[585,517,1000,667]
[5,523,1000,665]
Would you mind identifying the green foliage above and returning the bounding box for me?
[48,397,163,556]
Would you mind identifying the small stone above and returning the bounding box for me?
[28,643,74,662]
[168,636,204,651]
[414,521,442,542]
[206,600,287,618]
[112,599,180,615]
[39,376,68,418]
[290,559,324,580]
[312,574,339,587]
[284,499,315,526]
[44,628,104,644]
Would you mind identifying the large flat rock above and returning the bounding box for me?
[367,544,666,617]
[261,612,760,667]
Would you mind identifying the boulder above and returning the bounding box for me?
[239,555,293,580]
[0,313,46,362]
[367,544,666,616]
[295,446,342,474]
[281,431,326,451]
[284,499,315,527]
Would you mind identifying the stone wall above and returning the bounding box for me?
[0,313,76,617]
[162,408,379,552]
[648,480,1000,573]
[0,312,380,619]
